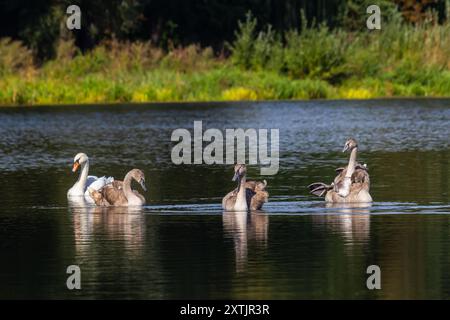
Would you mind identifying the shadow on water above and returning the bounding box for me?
[0,99,449,298]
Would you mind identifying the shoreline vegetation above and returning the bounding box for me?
[1,12,450,106]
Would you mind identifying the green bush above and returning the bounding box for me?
[251,25,284,72]
[1,8,450,105]
[284,24,349,82]
[229,12,257,69]
[0,38,35,76]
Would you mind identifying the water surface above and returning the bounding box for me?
[0,99,449,299]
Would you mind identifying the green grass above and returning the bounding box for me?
[1,14,450,106]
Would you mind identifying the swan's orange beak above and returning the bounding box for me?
[72,161,80,172]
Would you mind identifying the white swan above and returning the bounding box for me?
[67,153,114,204]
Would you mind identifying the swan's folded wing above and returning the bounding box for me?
[308,182,332,197]
[101,183,127,206]
[351,167,370,185]
[333,167,347,192]
[222,189,238,210]
[86,176,99,187]
[245,180,268,192]
[87,176,114,191]
[250,190,269,210]
[111,180,123,189]
[88,188,111,206]
[244,180,257,191]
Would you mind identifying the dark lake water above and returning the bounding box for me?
[0,99,449,299]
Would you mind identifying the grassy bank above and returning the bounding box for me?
[1,14,450,105]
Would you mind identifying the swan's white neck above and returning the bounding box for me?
[234,175,248,211]
[69,160,89,196]
[77,160,89,187]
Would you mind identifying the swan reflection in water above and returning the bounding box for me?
[68,198,145,258]
[222,211,269,273]
[312,202,372,244]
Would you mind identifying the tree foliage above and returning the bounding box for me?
[0,0,448,61]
